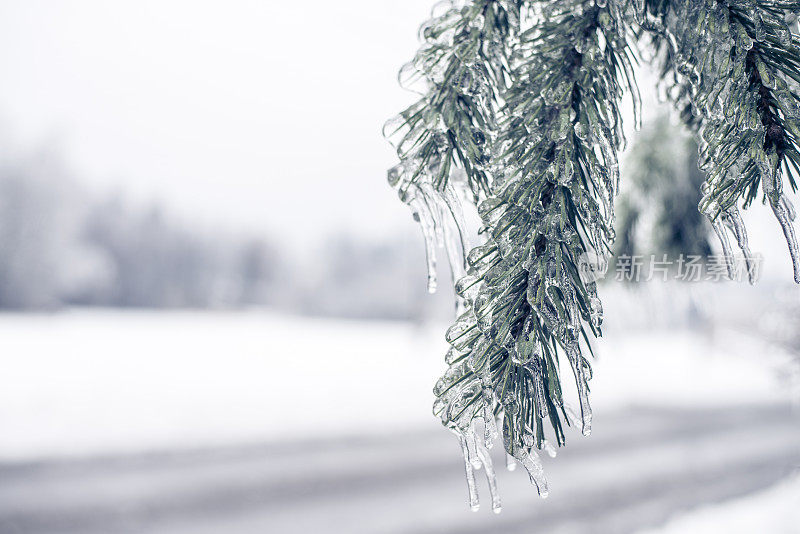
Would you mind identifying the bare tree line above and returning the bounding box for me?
[0,145,444,319]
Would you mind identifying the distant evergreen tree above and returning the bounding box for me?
[616,113,713,267]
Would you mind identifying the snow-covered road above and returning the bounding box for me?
[0,310,797,533]
[0,404,797,534]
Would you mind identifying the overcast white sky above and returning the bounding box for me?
[0,0,436,248]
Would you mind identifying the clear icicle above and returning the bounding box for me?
[769,194,800,284]
[408,195,439,293]
[459,435,480,511]
[526,358,549,419]
[761,159,800,283]
[440,203,466,285]
[567,345,592,436]
[393,174,471,297]
[482,394,498,448]
[420,183,446,250]
[442,182,471,270]
[723,207,756,284]
[519,450,549,498]
[475,442,502,513]
[465,427,482,470]
[709,216,735,279]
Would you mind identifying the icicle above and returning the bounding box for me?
[452,419,505,513]
[525,356,549,419]
[442,182,471,269]
[769,194,800,284]
[483,410,498,448]
[533,374,549,419]
[475,442,502,513]
[440,203,466,284]
[482,387,498,447]
[408,195,439,293]
[762,158,800,283]
[465,426,482,470]
[519,450,549,498]
[458,435,480,511]
[566,345,592,436]
[723,207,756,284]
[619,41,642,131]
[420,183,446,252]
[708,215,735,279]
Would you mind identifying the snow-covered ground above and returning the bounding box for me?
[0,306,797,533]
[0,310,445,460]
[0,305,795,461]
[639,475,800,534]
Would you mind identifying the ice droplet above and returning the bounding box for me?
[542,440,558,458]
[505,453,517,471]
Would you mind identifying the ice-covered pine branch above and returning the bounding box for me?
[436,1,637,512]
[384,1,520,292]
[641,0,800,282]
[383,0,800,516]
[386,0,637,513]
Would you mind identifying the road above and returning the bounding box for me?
[0,404,797,534]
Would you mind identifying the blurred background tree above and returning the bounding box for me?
[615,112,713,271]
[0,140,444,319]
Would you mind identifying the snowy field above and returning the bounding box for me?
[641,475,800,534]
[0,303,797,533]
[0,306,795,460]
